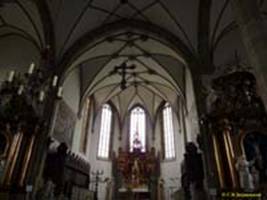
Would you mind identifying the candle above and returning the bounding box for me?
[39,90,45,102]
[17,85,24,95]
[57,86,63,97]
[52,75,58,87]
[8,70,15,82]
[28,63,35,74]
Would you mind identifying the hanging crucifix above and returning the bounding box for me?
[111,62,136,90]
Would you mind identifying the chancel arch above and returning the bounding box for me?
[58,22,203,198]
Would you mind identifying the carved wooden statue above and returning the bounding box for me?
[183,142,205,200]
[235,155,254,191]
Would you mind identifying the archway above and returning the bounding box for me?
[68,28,201,199]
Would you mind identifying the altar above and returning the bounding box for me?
[118,187,150,200]
[112,145,160,199]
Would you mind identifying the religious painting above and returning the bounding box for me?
[53,100,77,147]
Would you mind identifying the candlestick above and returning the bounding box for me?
[17,85,24,95]
[28,63,35,74]
[57,86,63,97]
[8,70,15,82]
[52,75,58,87]
[39,90,45,102]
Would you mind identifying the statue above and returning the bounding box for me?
[146,147,156,174]
[183,142,205,200]
[105,178,113,200]
[251,166,260,190]
[131,158,141,186]
[0,159,5,175]
[181,160,191,200]
[253,144,264,182]
[206,88,217,112]
[157,178,165,200]
[235,155,254,191]
[117,147,129,184]
[132,132,143,153]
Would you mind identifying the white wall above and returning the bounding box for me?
[87,108,113,200]
[160,111,185,199]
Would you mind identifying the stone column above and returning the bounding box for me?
[189,71,216,198]
[231,0,267,107]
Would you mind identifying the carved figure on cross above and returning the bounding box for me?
[112,62,136,90]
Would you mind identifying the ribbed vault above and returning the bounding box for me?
[77,32,185,123]
[1,0,266,113]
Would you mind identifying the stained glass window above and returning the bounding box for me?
[130,106,146,152]
[97,104,112,158]
[163,103,175,159]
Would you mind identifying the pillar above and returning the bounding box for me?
[231,0,267,108]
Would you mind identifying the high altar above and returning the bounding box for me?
[112,143,161,199]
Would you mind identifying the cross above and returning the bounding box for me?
[112,62,136,90]
[91,170,104,200]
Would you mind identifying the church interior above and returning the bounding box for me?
[0,0,267,199]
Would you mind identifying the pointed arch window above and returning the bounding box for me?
[97,104,112,158]
[162,103,175,159]
[130,106,146,152]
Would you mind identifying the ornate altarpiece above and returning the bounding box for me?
[112,145,160,199]
[204,70,267,191]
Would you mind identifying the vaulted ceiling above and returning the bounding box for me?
[1,0,266,117]
[82,32,185,119]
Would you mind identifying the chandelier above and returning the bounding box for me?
[0,63,63,133]
[0,60,65,191]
